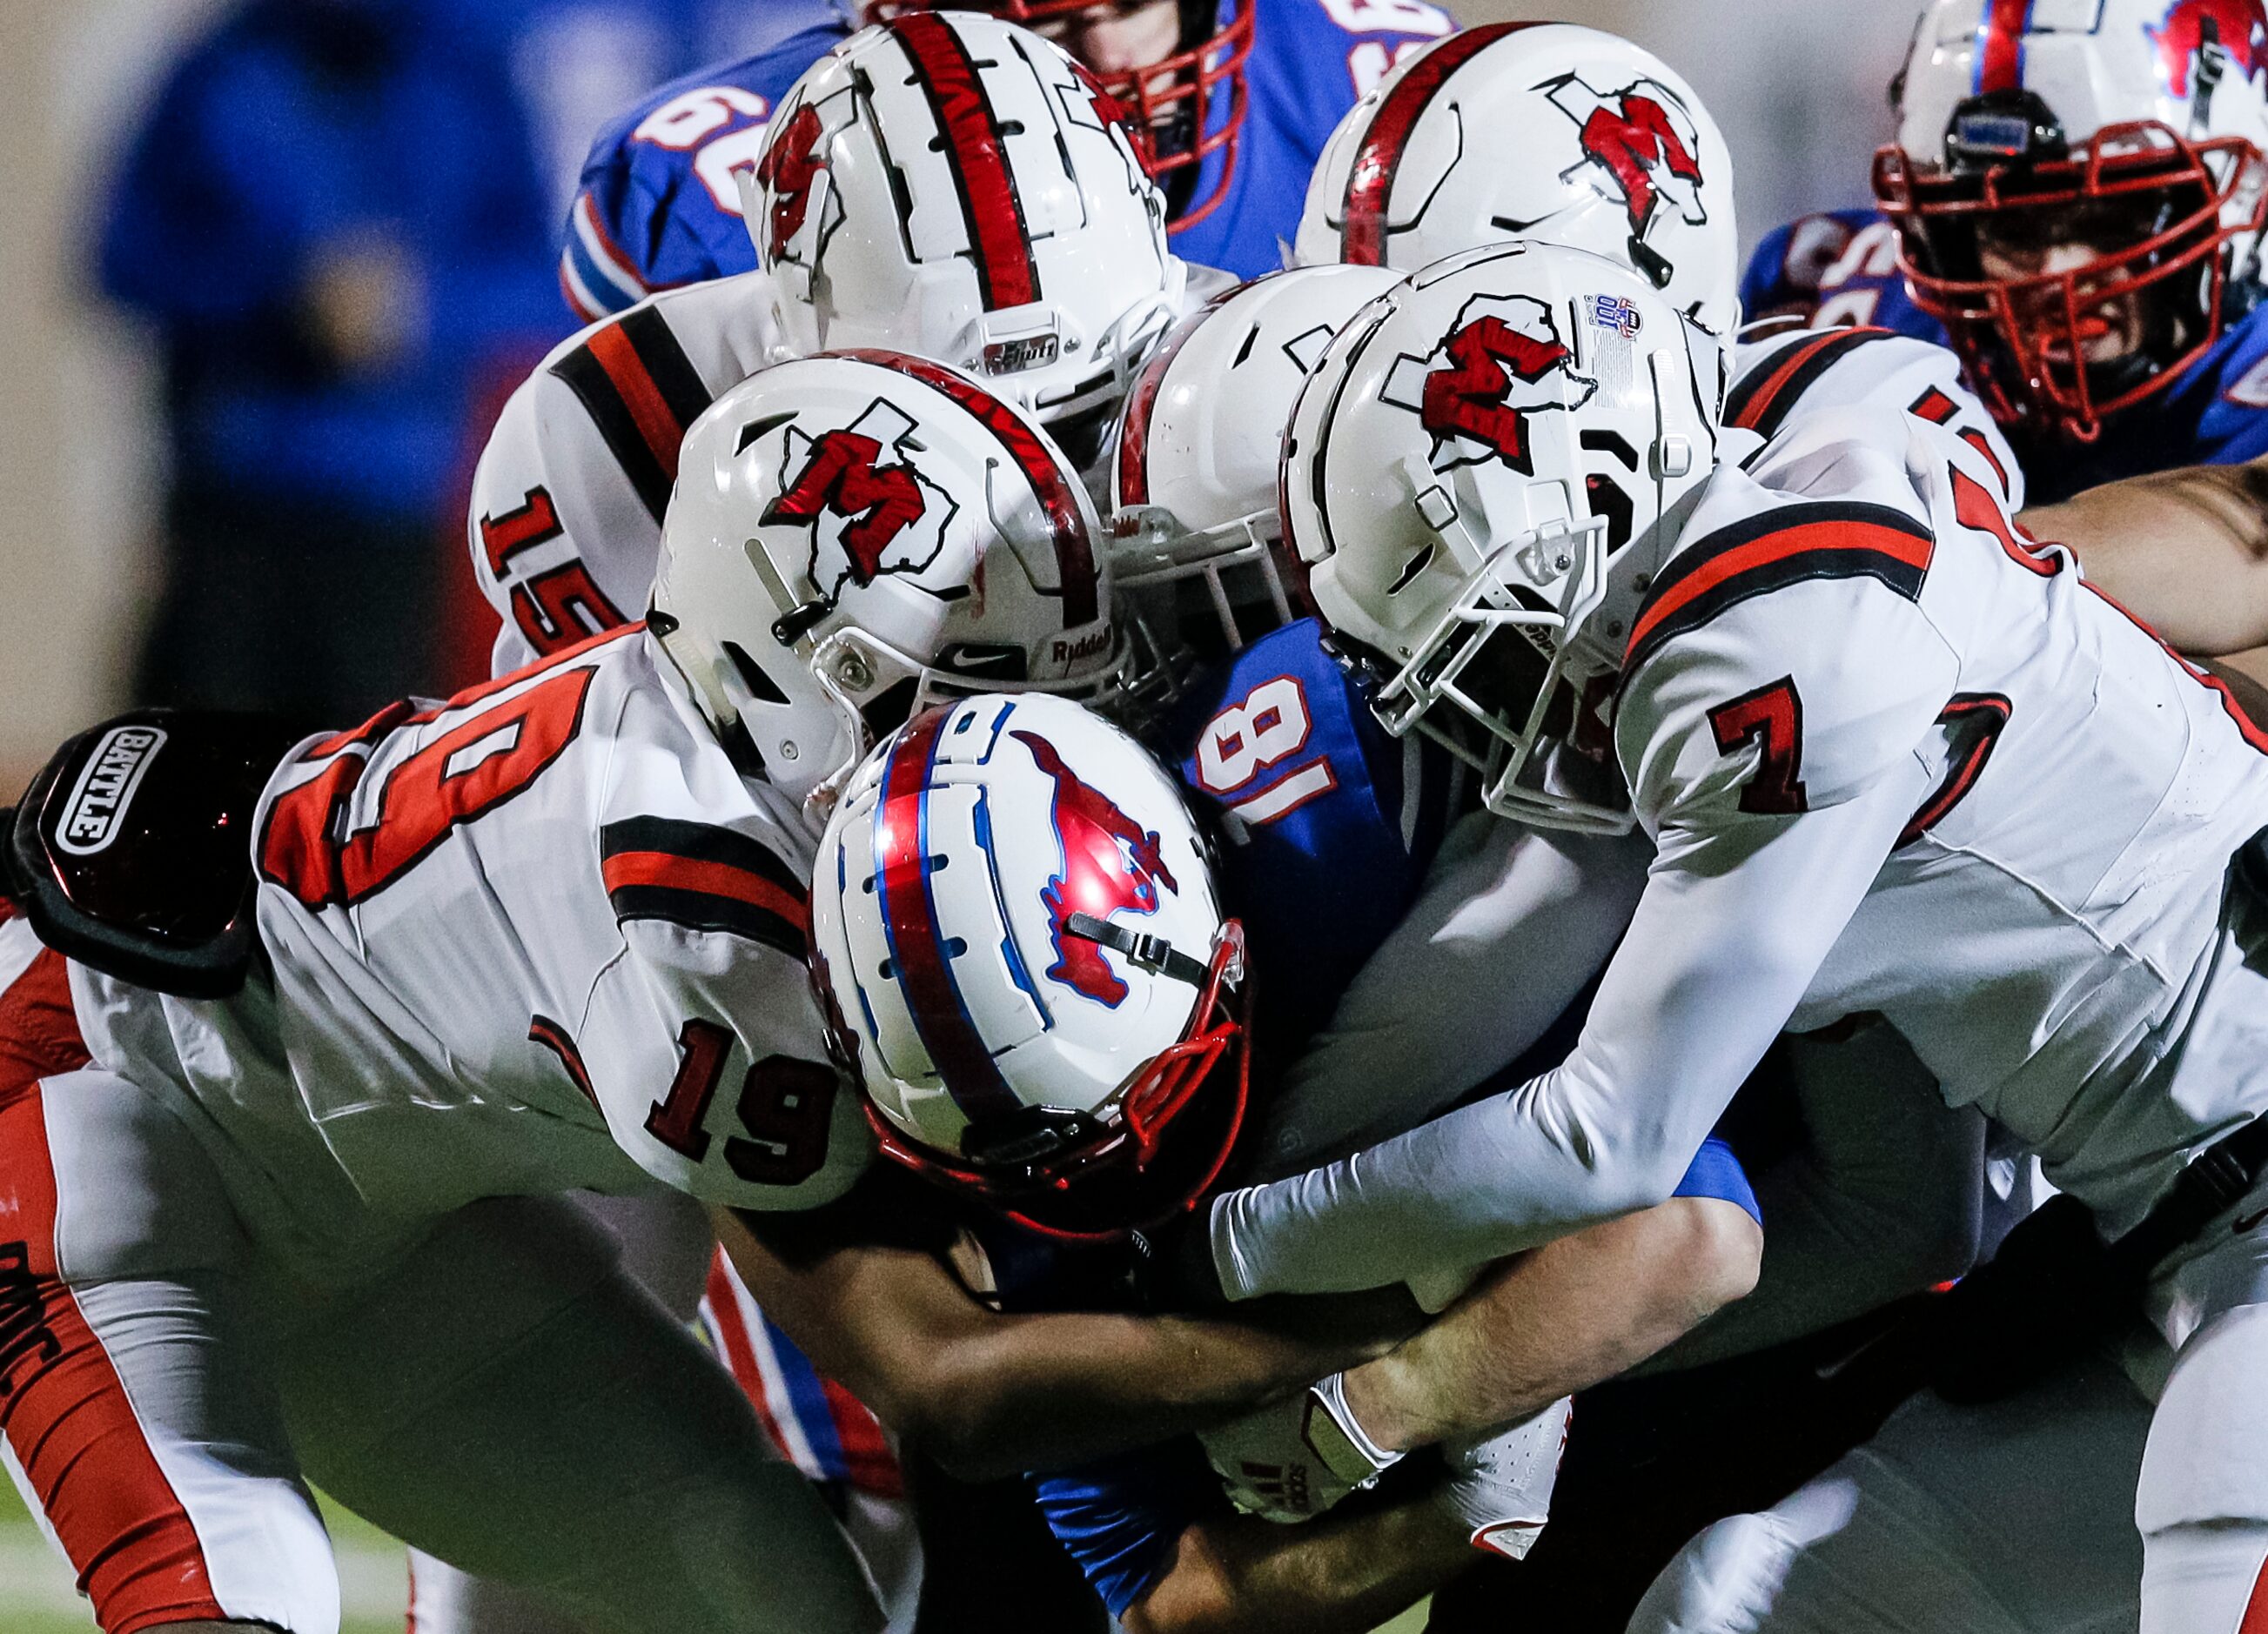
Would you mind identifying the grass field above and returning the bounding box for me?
[0,1479,407,1633]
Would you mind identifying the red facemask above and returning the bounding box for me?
[1874,120,2268,441]
[862,919,1252,1242]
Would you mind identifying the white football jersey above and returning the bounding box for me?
[1728,323,2024,512]
[1208,403,2268,1299]
[470,273,790,677]
[71,627,873,1259]
[468,265,1236,677]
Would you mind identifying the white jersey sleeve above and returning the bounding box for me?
[1728,325,2023,512]
[469,272,788,676]
[1206,411,1962,1299]
[580,908,872,1210]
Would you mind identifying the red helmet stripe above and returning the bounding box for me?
[892,14,1041,311]
[874,705,1023,1123]
[1973,0,2034,94]
[1340,24,1540,266]
[840,347,1101,628]
[1115,279,1245,507]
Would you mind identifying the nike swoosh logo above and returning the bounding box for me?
[2235,1208,2268,1236]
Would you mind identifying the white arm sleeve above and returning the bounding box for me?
[1251,817,1655,1175]
[1208,761,1932,1300]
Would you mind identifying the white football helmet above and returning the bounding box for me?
[1108,264,1406,685]
[1281,242,1721,834]
[748,12,1185,472]
[810,692,1247,1239]
[1878,0,2268,438]
[1292,23,1741,338]
[651,351,1125,814]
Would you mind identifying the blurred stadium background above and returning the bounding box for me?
[0,0,1919,1625]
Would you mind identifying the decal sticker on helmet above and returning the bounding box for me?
[1382,293,1599,474]
[762,398,960,606]
[1590,293,1644,337]
[1015,729,1179,1007]
[2151,0,2268,97]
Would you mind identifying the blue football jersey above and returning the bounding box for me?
[557,0,1455,316]
[1739,209,1943,343]
[558,20,848,319]
[1741,207,2268,501]
[1163,618,1464,1054]
[1164,0,1455,278]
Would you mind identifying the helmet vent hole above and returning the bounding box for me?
[736,413,795,455]
[1387,542,1435,596]
[724,641,791,705]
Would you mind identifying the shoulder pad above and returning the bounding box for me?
[7,711,306,997]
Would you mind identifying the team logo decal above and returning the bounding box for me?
[1382,294,1598,475]
[2151,0,2268,97]
[1013,729,1178,1008]
[755,102,828,264]
[1542,72,1708,270]
[762,400,960,606]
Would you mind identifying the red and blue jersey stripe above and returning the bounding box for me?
[699,1249,903,1497]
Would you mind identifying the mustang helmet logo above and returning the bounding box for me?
[2151,0,2268,97]
[762,398,960,607]
[755,102,829,265]
[1014,728,1178,1008]
[1383,294,1599,475]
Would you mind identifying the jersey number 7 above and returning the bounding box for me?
[1707,677,1808,815]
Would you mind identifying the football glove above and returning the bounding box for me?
[1435,1396,1573,1560]
[1198,1372,1401,1524]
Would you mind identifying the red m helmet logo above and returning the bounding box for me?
[755,102,826,263]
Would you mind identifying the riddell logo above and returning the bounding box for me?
[55,723,166,856]
[2151,0,2268,97]
[1050,626,1115,666]
[1013,727,1178,1007]
[1382,293,1598,476]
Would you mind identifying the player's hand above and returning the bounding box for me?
[1433,1396,1573,1560]
[1198,1372,1401,1524]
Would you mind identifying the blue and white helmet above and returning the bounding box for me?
[808,692,1249,1238]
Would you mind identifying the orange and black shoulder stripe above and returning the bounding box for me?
[600,817,809,956]
[551,306,715,524]
[1725,327,1896,441]
[1624,501,1935,677]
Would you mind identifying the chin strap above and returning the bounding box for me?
[1064,912,1211,988]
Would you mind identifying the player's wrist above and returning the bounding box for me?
[1334,1353,1426,1454]
[1306,1370,1405,1482]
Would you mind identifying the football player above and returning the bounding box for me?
[476,13,1202,679]
[796,688,1762,1633]
[557,0,1456,311]
[1744,0,2268,665]
[0,355,1382,1634]
[1180,238,2268,1632]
